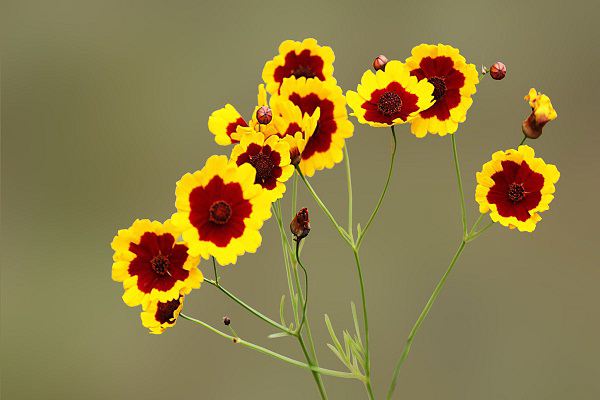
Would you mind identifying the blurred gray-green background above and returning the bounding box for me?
[2,1,599,399]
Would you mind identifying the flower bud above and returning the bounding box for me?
[256,106,272,125]
[489,62,506,80]
[290,208,310,240]
[373,55,388,71]
[223,316,231,326]
[521,88,557,139]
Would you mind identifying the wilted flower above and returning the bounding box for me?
[290,208,311,240]
[522,88,557,139]
[373,55,389,71]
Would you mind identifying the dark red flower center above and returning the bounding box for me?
[428,77,447,101]
[249,152,275,181]
[292,64,316,79]
[150,254,170,275]
[209,200,232,225]
[155,297,182,324]
[377,92,403,116]
[507,183,525,202]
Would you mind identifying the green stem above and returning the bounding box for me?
[295,167,353,246]
[466,221,495,243]
[291,172,298,217]
[180,313,356,380]
[203,278,293,335]
[451,134,468,238]
[386,240,467,399]
[344,145,354,241]
[212,257,219,285]
[295,239,309,333]
[356,126,397,249]
[519,136,527,146]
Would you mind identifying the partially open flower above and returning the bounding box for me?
[475,145,560,232]
[140,295,185,334]
[290,208,311,240]
[489,62,506,80]
[373,55,389,71]
[111,219,203,308]
[522,88,557,139]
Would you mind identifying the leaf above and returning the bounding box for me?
[357,223,362,236]
[324,314,344,354]
[279,295,287,326]
[350,302,363,346]
[268,332,292,339]
[327,344,349,367]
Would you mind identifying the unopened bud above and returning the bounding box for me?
[489,62,506,80]
[256,106,272,125]
[223,316,231,326]
[290,208,310,241]
[481,65,488,75]
[373,55,389,71]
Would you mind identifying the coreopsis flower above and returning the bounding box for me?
[111,219,203,307]
[475,145,560,232]
[404,44,479,137]
[290,207,311,240]
[346,60,435,127]
[262,38,336,95]
[272,77,354,177]
[522,88,557,139]
[172,155,272,265]
[208,104,249,145]
[230,131,294,201]
[140,295,185,334]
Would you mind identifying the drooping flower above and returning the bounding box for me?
[230,131,294,201]
[475,145,560,232]
[262,38,336,95]
[522,88,557,139]
[272,77,353,177]
[290,207,311,240]
[111,219,203,307]
[140,295,185,334]
[404,44,479,137]
[208,104,249,145]
[346,60,435,127]
[172,155,271,265]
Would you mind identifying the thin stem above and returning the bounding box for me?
[295,239,309,333]
[180,313,356,380]
[468,213,485,236]
[203,278,293,335]
[344,145,354,241]
[466,221,495,243]
[291,172,298,217]
[386,240,467,399]
[212,256,219,285]
[519,136,527,146]
[451,134,468,238]
[295,167,353,246]
[356,126,397,249]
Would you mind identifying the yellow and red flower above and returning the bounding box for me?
[346,60,435,127]
[230,131,294,201]
[208,104,249,145]
[475,145,560,232]
[522,88,557,139]
[140,295,185,334]
[172,155,272,265]
[272,77,353,177]
[405,44,479,137]
[111,219,203,307]
[262,38,336,95]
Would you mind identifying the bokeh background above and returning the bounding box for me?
[2,1,599,399]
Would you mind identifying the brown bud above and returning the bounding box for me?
[256,106,272,125]
[290,208,310,240]
[223,316,231,326]
[373,55,389,71]
[489,62,506,80]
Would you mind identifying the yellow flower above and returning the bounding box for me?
[262,38,336,95]
[475,145,560,232]
[522,88,557,139]
[140,295,185,334]
[346,60,435,127]
[208,104,249,146]
[230,131,294,201]
[111,219,203,308]
[272,77,353,177]
[172,155,272,265]
[404,44,479,137]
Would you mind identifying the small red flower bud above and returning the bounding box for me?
[373,55,389,71]
[223,316,231,326]
[290,208,310,240]
[256,106,272,125]
[489,62,506,80]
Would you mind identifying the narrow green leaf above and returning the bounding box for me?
[327,343,350,368]
[324,314,344,354]
[268,332,291,339]
[350,301,363,346]
[279,295,287,326]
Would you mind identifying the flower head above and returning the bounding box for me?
[262,38,336,95]
[405,44,479,137]
[475,145,560,232]
[230,131,294,201]
[140,295,185,334]
[522,88,557,139]
[272,77,353,177]
[290,207,311,240]
[111,219,203,307]
[346,60,435,127]
[208,104,249,146]
[172,155,272,265]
